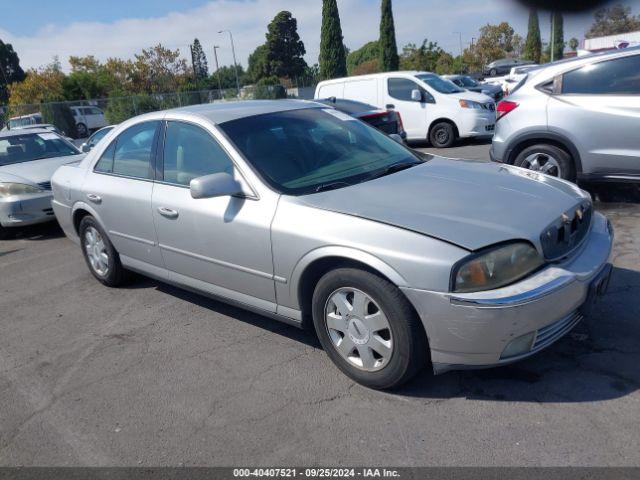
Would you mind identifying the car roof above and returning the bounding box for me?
[0,128,52,138]
[162,99,325,124]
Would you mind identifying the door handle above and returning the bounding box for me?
[157,207,179,219]
[86,193,102,204]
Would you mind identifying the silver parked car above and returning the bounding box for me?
[0,129,83,239]
[51,101,613,389]
[491,47,640,182]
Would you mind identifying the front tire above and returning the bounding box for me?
[76,123,88,137]
[514,144,576,181]
[429,122,456,148]
[79,216,127,287]
[312,268,428,390]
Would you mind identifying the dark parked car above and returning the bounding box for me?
[483,58,534,77]
[315,98,406,141]
[442,75,504,101]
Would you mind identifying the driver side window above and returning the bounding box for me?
[387,78,434,103]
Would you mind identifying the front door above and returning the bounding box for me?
[385,77,431,140]
[151,120,278,310]
[83,121,164,269]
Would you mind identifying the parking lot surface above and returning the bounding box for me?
[1,151,639,466]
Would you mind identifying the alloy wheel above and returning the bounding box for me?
[521,152,563,177]
[83,226,109,276]
[324,288,393,372]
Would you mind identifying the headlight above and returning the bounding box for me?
[452,242,544,293]
[459,99,483,109]
[0,182,43,197]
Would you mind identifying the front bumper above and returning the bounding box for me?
[456,110,496,138]
[0,192,56,227]
[401,211,613,374]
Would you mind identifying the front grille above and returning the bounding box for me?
[540,201,592,260]
[42,207,54,216]
[532,311,583,352]
[38,181,52,191]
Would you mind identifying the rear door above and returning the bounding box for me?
[385,77,431,140]
[548,53,640,176]
[83,121,164,269]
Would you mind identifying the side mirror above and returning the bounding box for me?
[80,143,91,153]
[389,134,404,145]
[190,172,244,199]
[411,89,423,102]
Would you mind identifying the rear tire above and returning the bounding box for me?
[514,144,576,182]
[79,216,127,287]
[76,123,88,138]
[311,268,428,390]
[429,122,456,148]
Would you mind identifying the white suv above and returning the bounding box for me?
[315,71,495,148]
[70,106,107,137]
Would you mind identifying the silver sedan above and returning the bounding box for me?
[51,100,613,389]
[0,129,83,239]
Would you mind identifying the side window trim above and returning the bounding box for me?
[91,121,161,182]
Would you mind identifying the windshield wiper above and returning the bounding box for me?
[314,181,352,193]
[365,161,421,181]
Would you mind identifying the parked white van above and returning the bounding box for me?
[315,71,496,147]
[70,106,107,137]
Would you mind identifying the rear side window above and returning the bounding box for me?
[162,121,234,186]
[562,55,640,94]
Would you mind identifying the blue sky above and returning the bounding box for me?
[1,0,638,71]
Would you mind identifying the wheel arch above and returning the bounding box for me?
[428,118,459,140]
[505,131,583,174]
[291,247,409,327]
[71,202,104,236]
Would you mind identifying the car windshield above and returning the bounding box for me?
[415,74,464,93]
[0,132,80,166]
[220,108,423,195]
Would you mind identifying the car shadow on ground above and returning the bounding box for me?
[586,182,640,205]
[2,222,66,242]
[409,137,493,150]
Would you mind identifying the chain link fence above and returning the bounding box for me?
[0,84,317,137]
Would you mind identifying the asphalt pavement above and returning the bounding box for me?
[1,145,639,467]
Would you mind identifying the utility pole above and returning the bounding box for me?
[219,30,241,97]
[550,13,555,62]
[454,32,463,73]
[212,45,223,95]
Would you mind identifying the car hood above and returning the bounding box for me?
[297,157,589,251]
[449,90,493,103]
[0,154,84,185]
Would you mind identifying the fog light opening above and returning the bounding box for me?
[500,332,536,360]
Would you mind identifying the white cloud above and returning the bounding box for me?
[0,0,590,72]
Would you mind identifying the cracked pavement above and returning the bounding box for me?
[1,154,639,465]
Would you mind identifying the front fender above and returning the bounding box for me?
[288,245,409,308]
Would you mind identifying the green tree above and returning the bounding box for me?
[586,3,640,38]
[524,9,542,63]
[0,39,26,104]
[400,40,444,72]
[247,44,270,83]
[319,0,347,79]
[347,41,379,75]
[462,22,523,73]
[132,44,189,94]
[551,12,565,61]
[190,38,209,81]
[569,37,579,51]
[379,0,399,71]
[211,65,246,89]
[265,11,307,79]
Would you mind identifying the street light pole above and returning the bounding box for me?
[219,30,241,97]
[454,32,464,73]
[212,45,223,95]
